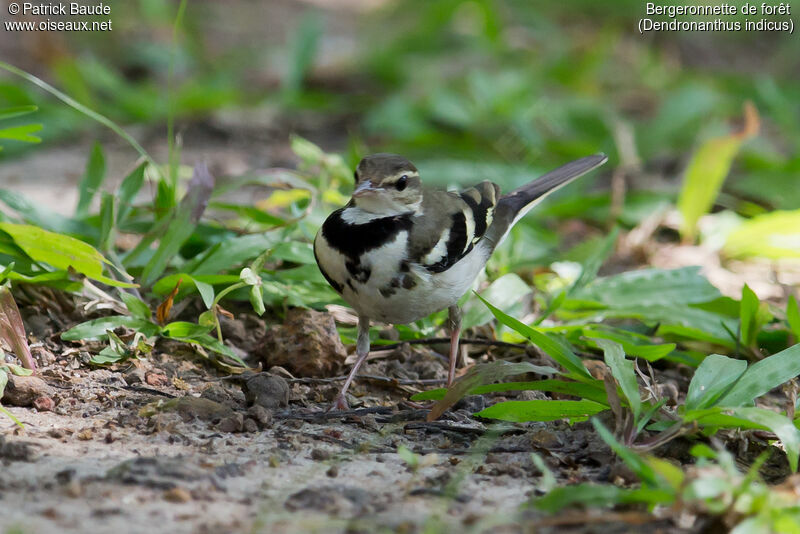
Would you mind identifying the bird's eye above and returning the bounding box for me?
[396,175,408,191]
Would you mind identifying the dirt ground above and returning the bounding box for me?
[0,298,706,534]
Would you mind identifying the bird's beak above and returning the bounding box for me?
[353,181,377,198]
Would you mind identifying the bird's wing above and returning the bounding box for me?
[407,181,500,274]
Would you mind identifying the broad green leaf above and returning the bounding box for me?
[580,326,676,362]
[412,379,608,404]
[152,273,239,298]
[76,142,106,217]
[194,278,215,309]
[572,267,721,308]
[531,484,671,513]
[570,227,619,293]
[269,241,316,265]
[724,210,800,259]
[476,399,607,423]
[717,344,800,407]
[0,189,95,237]
[462,273,531,329]
[162,321,214,339]
[732,407,800,472]
[120,293,151,320]
[686,354,747,411]
[183,233,281,276]
[686,406,800,472]
[596,338,640,421]
[208,202,285,226]
[0,223,135,287]
[677,103,758,240]
[478,294,592,381]
[0,123,42,143]
[61,316,160,341]
[788,296,800,341]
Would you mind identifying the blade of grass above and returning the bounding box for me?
[0,61,163,181]
[76,142,106,217]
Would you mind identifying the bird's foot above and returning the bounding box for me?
[328,394,350,412]
[400,399,434,410]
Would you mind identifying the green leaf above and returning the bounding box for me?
[570,227,619,294]
[141,163,214,286]
[724,210,800,260]
[686,354,747,411]
[194,278,215,309]
[573,267,721,308]
[478,294,592,381]
[269,241,317,265]
[76,142,106,217]
[732,407,800,472]
[116,162,146,224]
[788,296,800,341]
[462,273,532,329]
[183,233,281,276]
[0,222,135,287]
[677,104,757,240]
[592,418,659,487]
[162,321,214,339]
[717,344,800,407]
[596,338,640,421]
[61,316,160,341]
[412,379,608,404]
[531,484,667,513]
[0,105,38,120]
[476,399,607,423]
[0,123,43,143]
[283,12,322,95]
[580,326,676,362]
[120,293,151,320]
[97,192,116,252]
[208,202,285,226]
[428,360,559,421]
[686,406,800,472]
[249,285,265,316]
[740,284,770,348]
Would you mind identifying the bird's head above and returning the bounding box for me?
[351,154,422,214]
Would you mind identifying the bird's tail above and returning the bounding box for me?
[484,154,608,248]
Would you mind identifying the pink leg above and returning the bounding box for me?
[447,305,462,387]
[330,315,370,411]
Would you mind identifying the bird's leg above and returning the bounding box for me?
[331,315,371,411]
[446,305,462,387]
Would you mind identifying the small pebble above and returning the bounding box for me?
[163,487,192,503]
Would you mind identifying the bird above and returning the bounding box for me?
[314,153,607,410]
